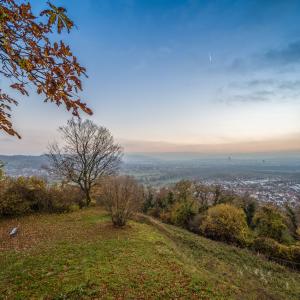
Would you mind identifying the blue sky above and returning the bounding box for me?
[1,0,300,154]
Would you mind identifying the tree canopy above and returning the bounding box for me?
[0,0,91,138]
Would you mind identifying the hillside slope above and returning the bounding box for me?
[0,208,299,299]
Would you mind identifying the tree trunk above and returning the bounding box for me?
[85,189,91,207]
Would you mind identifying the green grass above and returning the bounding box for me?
[1,208,300,299]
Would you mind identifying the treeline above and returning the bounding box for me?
[0,171,144,229]
[143,180,300,268]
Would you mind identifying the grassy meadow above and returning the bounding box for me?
[0,207,300,299]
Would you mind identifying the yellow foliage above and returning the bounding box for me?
[201,203,252,246]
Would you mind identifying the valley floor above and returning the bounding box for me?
[1,207,300,299]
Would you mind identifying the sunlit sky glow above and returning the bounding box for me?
[1,0,300,154]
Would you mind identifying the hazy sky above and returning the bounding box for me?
[1,0,300,154]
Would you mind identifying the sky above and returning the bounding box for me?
[1,0,300,154]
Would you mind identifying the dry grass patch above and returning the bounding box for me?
[0,207,112,251]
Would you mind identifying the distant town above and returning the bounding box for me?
[1,152,300,207]
[203,178,300,206]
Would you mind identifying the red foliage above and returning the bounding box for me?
[0,0,92,138]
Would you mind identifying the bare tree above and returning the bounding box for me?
[194,182,211,209]
[101,176,144,227]
[48,119,123,207]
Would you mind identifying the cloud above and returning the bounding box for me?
[245,79,276,87]
[278,80,300,90]
[263,41,300,65]
[223,78,300,103]
[239,79,300,91]
[229,92,271,103]
[230,40,300,72]
[218,81,276,103]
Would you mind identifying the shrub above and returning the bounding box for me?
[101,176,143,227]
[243,200,257,228]
[290,245,300,264]
[170,200,198,229]
[142,187,156,213]
[211,186,237,205]
[253,237,300,268]
[285,204,298,238]
[45,184,84,213]
[297,227,300,239]
[147,206,161,218]
[174,180,193,202]
[156,188,175,210]
[159,210,172,224]
[0,176,84,217]
[0,176,47,216]
[253,237,291,260]
[253,205,290,243]
[187,213,206,234]
[200,204,252,246]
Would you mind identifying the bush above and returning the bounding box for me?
[0,176,84,217]
[200,204,252,246]
[253,205,291,243]
[253,237,300,268]
[147,206,161,218]
[243,200,257,228]
[0,176,46,216]
[101,176,143,227]
[285,204,298,239]
[187,213,206,234]
[170,200,198,229]
[253,237,292,260]
[159,210,172,224]
[290,245,300,264]
[297,227,300,239]
[173,180,193,202]
[142,187,156,213]
[45,184,84,213]
[156,188,175,210]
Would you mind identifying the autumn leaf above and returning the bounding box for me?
[0,0,92,138]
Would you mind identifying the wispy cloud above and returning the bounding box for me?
[230,40,300,72]
[278,80,300,90]
[263,41,300,65]
[223,77,300,103]
[225,92,270,103]
[241,79,276,88]
[230,78,300,91]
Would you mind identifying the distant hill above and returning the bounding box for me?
[0,155,49,177]
[1,153,300,186]
[0,155,48,168]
